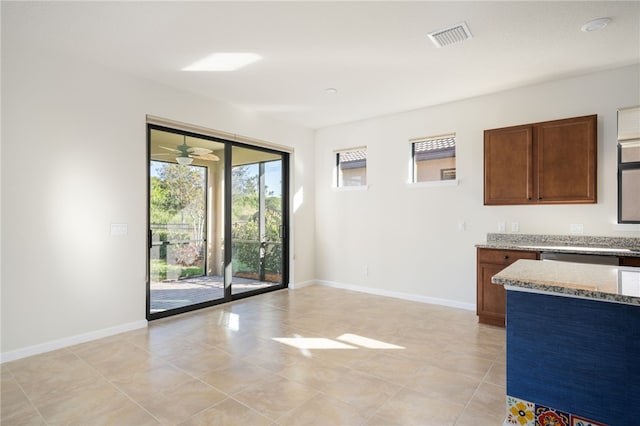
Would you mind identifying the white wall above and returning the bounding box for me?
[1,39,316,358]
[314,64,640,308]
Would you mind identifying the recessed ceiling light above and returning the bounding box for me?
[183,53,262,71]
[325,88,338,94]
[581,18,611,32]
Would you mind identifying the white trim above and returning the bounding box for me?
[146,115,294,154]
[289,279,316,290]
[315,280,475,311]
[334,145,367,154]
[0,320,148,364]
[407,179,459,188]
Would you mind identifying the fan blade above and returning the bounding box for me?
[159,145,180,153]
[192,153,220,161]
[187,147,213,155]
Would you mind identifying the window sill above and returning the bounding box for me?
[407,179,459,188]
[332,185,369,191]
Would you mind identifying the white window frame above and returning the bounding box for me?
[407,133,459,188]
[333,146,368,190]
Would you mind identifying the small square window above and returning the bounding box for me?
[411,134,456,183]
[336,148,367,187]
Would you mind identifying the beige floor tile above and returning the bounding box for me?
[1,364,13,381]
[484,361,506,387]
[157,344,234,377]
[455,406,506,425]
[74,340,166,381]
[7,351,104,406]
[428,352,495,380]
[349,352,427,386]
[404,365,481,405]
[320,369,402,413]
[370,387,465,426]
[198,359,274,395]
[36,381,159,425]
[277,360,350,393]
[110,363,195,401]
[134,378,227,425]
[233,374,319,421]
[465,381,506,417]
[0,410,47,426]
[1,377,38,422]
[178,397,272,426]
[277,393,368,426]
[2,286,508,425]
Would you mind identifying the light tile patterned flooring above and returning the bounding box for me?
[1,286,506,425]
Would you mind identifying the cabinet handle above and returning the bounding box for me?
[528,197,532,201]
[504,255,509,260]
[538,196,542,200]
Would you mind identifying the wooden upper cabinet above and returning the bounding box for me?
[537,116,597,203]
[484,125,533,204]
[484,115,597,205]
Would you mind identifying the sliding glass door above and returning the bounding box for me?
[231,146,286,296]
[147,125,288,320]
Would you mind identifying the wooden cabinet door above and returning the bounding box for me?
[484,125,533,205]
[620,256,640,267]
[537,115,597,203]
[476,248,539,327]
[477,262,507,326]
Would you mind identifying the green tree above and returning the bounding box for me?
[151,162,206,258]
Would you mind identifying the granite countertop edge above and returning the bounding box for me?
[492,276,640,306]
[475,242,640,257]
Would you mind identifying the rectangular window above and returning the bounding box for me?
[336,147,367,187]
[618,106,640,223]
[411,134,456,183]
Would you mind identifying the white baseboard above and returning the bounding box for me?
[0,320,148,364]
[315,280,475,311]
[289,279,316,290]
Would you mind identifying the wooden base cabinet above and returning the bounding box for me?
[477,248,539,326]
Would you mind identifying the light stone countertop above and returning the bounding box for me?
[476,233,640,257]
[492,259,640,306]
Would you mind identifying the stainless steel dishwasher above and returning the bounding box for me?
[540,252,619,265]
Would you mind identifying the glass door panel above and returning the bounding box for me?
[231,146,285,295]
[148,128,226,317]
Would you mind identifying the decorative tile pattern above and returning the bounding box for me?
[505,396,610,426]
[570,414,608,426]
[534,404,570,426]
[506,396,535,425]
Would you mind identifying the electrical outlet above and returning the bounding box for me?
[511,222,519,232]
[458,221,466,231]
[362,265,368,277]
[498,222,506,232]
[570,223,584,234]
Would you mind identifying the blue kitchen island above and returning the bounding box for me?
[492,259,640,426]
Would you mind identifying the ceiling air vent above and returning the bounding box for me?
[427,22,473,48]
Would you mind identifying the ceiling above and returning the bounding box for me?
[4,1,639,129]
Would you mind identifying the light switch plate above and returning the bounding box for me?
[570,223,584,234]
[498,222,506,232]
[110,223,128,236]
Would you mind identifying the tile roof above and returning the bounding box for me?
[339,149,367,163]
[414,136,455,153]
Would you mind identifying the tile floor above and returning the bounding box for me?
[1,286,506,425]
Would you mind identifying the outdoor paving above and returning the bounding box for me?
[150,275,275,312]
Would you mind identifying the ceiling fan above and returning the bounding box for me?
[158,137,219,165]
